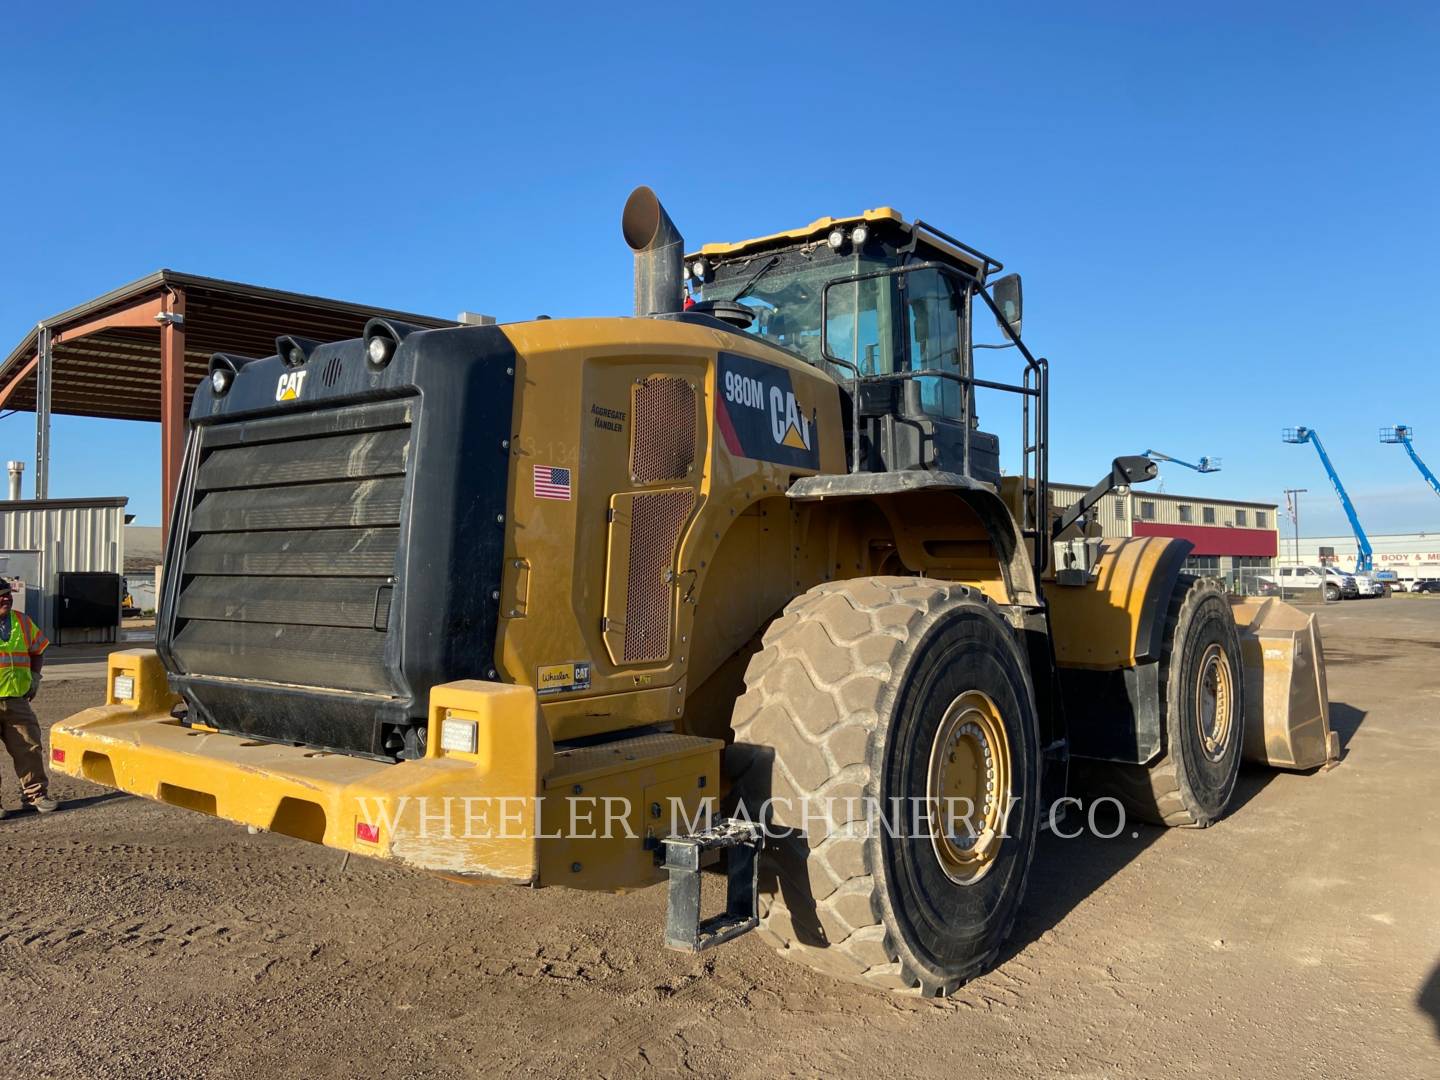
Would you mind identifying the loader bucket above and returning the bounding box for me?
[1229,597,1339,770]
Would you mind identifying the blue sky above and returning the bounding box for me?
[2,3,1436,534]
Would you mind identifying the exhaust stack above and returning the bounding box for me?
[6,461,23,501]
[622,186,685,317]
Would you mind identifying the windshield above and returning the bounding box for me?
[704,253,898,377]
[703,251,974,422]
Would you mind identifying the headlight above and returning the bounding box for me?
[210,368,232,396]
[690,258,708,281]
[827,227,846,251]
[850,223,869,246]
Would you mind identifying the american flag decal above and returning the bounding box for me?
[533,465,572,501]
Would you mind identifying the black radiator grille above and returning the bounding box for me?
[170,399,412,696]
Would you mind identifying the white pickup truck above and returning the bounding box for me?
[1262,565,1358,601]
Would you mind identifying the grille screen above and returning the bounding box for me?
[170,399,411,695]
[623,489,695,662]
[630,376,696,483]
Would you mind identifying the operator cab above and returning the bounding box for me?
[687,210,1025,484]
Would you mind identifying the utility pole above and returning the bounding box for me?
[1284,488,1307,565]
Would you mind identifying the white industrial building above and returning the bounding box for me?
[1286,532,1440,583]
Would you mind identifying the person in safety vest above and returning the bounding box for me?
[0,582,58,815]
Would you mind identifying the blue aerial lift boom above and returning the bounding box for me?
[1138,450,1221,473]
[1380,425,1440,499]
[1282,427,1374,573]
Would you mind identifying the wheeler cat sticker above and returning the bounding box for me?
[715,353,820,469]
[537,660,591,696]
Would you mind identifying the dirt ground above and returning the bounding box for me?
[2,600,1437,1079]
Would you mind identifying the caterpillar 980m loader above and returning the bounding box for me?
[52,187,1336,996]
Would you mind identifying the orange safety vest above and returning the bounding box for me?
[0,610,48,698]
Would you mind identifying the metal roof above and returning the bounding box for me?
[0,270,453,422]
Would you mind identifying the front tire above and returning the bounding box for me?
[727,578,1042,996]
[1080,575,1245,827]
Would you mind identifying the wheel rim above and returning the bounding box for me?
[926,690,1012,885]
[1194,642,1235,761]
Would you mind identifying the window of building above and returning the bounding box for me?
[1256,511,1268,528]
[1114,500,1124,520]
[1236,509,1248,526]
[1178,504,1193,523]
[1185,555,1220,571]
[1140,500,1156,521]
[1203,506,1215,524]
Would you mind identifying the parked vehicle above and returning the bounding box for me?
[1350,571,1382,598]
[1414,579,1440,594]
[1262,565,1357,601]
[1375,571,1403,593]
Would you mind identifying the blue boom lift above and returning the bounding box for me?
[1282,427,1374,573]
[1380,425,1440,499]
[1139,449,1221,473]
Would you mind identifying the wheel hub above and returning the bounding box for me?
[927,690,1012,885]
[1195,642,1235,761]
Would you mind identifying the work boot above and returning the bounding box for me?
[30,796,59,813]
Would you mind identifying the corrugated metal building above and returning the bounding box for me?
[0,497,128,641]
[1049,482,1279,573]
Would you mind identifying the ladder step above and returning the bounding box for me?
[661,817,765,953]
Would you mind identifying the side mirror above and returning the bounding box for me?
[989,273,1023,337]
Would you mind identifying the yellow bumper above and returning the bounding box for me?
[53,651,722,891]
[52,652,549,884]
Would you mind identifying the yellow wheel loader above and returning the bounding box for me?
[52,188,1336,996]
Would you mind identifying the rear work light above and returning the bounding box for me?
[440,716,479,755]
[355,821,380,844]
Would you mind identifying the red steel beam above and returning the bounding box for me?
[160,289,186,545]
[52,296,165,344]
[0,354,38,412]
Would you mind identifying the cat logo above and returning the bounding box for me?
[716,352,820,469]
[769,387,813,451]
[275,370,308,402]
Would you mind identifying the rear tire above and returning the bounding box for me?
[726,577,1042,996]
[1079,575,1245,828]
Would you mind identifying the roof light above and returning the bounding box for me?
[366,335,395,368]
[850,223,869,246]
[690,258,709,281]
[827,227,846,252]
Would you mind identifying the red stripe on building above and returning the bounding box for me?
[1132,522,1277,557]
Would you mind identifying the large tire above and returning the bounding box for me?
[726,577,1042,996]
[1079,574,1245,828]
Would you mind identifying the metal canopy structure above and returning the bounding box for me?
[0,271,452,539]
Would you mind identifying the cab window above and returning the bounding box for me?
[905,269,963,417]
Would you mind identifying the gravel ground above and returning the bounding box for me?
[1,599,1436,1078]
